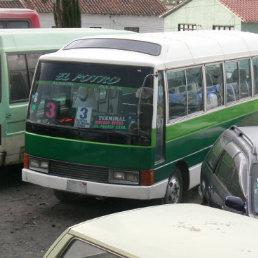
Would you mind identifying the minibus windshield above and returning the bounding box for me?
[27,61,153,146]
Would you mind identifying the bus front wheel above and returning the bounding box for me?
[164,168,183,204]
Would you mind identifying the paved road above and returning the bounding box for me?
[0,166,200,258]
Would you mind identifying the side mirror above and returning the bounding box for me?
[136,87,153,100]
[225,196,246,212]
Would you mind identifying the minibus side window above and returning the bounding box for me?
[253,58,258,95]
[205,63,224,110]
[0,57,1,102]
[239,59,251,99]
[8,54,30,102]
[26,53,42,83]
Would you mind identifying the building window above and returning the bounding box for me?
[124,27,139,33]
[178,24,196,31]
[213,25,234,30]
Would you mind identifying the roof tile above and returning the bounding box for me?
[219,0,258,23]
[21,0,167,16]
[0,0,24,8]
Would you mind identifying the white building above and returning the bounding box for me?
[17,0,167,32]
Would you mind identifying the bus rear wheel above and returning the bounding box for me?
[164,168,183,204]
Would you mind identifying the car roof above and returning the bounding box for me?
[236,126,258,147]
[228,126,258,157]
[68,204,258,257]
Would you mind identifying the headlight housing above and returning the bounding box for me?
[109,169,139,185]
[29,158,49,173]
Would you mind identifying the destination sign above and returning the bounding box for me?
[55,72,121,85]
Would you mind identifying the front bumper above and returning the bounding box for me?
[22,168,167,200]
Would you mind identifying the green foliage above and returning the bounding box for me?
[53,0,81,28]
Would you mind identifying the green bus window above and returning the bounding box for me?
[205,64,224,110]
[28,62,153,146]
[253,58,258,95]
[186,67,203,114]
[155,72,165,162]
[225,61,238,103]
[239,59,251,99]
[167,70,186,119]
[8,54,30,102]
[0,57,1,102]
[26,53,42,84]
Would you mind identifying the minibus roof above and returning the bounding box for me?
[0,28,132,52]
[40,30,258,70]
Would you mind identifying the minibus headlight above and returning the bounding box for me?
[29,158,49,173]
[30,159,39,168]
[113,172,126,180]
[109,170,139,185]
[40,161,49,169]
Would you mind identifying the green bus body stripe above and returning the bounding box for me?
[26,131,153,149]
[25,132,155,169]
[166,99,258,142]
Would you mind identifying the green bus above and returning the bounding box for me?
[0,28,130,167]
[23,31,258,203]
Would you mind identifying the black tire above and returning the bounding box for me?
[164,168,183,204]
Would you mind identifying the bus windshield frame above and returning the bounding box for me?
[27,61,154,146]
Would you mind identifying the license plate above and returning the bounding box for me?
[66,180,87,194]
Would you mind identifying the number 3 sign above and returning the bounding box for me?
[44,100,59,122]
[74,106,92,128]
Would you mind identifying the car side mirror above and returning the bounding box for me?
[225,196,246,212]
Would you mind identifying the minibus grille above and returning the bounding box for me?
[49,161,109,183]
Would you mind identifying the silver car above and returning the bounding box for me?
[200,125,258,217]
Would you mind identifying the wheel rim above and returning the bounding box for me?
[166,176,181,203]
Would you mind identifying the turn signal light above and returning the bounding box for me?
[141,169,154,186]
[24,153,29,169]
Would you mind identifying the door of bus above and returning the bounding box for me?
[5,53,42,164]
[155,72,165,163]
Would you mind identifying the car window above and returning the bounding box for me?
[233,151,248,199]
[215,151,235,190]
[215,150,245,199]
[205,136,224,170]
[229,169,245,199]
[60,239,119,258]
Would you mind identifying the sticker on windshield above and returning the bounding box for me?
[44,100,59,123]
[92,115,128,130]
[74,106,92,128]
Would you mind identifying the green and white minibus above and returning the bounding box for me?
[23,31,258,203]
[0,28,130,167]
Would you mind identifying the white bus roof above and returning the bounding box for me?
[40,30,258,70]
[0,28,131,52]
[66,204,258,258]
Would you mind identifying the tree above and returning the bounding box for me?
[53,0,81,28]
